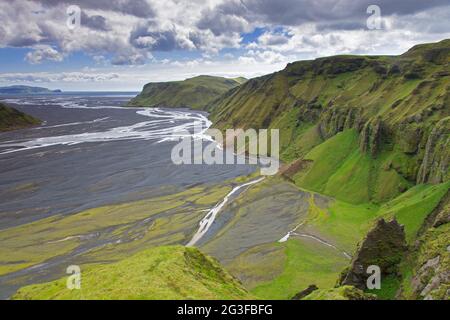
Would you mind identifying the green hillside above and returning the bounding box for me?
[12,246,253,300]
[0,102,41,131]
[211,39,449,200]
[207,39,449,299]
[128,75,246,109]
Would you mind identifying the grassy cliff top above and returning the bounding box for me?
[128,75,247,110]
[12,245,253,300]
[0,102,41,132]
[212,38,449,129]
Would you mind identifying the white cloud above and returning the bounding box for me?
[25,45,64,64]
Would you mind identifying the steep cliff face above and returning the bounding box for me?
[211,39,450,193]
[417,117,450,184]
[400,190,450,300]
[339,219,407,290]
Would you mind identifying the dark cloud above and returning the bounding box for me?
[111,53,146,65]
[370,0,450,16]
[81,12,109,31]
[40,0,155,18]
[202,0,450,29]
[197,12,250,36]
[197,0,250,35]
[316,20,364,31]
[7,36,41,47]
[261,34,290,45]
[130,22,184,51]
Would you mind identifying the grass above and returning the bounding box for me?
[294,130,359,196]
[12,246,253,300]
[290,129,414,204]
[379,181,450,241]
[311,199,380,252]
[251,238,348,300]
[366,275,401,300]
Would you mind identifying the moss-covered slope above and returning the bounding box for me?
[302,285,377,300]
[0,102,40,131]
[128,75,246,110]
[398,189,450,300]
[206,40,449,300]
[12,246,253,300]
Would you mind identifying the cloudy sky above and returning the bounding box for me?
[0,0,449,91]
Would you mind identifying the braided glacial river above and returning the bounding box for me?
[0,93,260,298]
[0,94,256,229]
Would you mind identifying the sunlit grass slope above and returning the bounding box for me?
[12,246,253,300]
[128,75,246,109]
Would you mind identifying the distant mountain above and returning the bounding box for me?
[0,102,41,131]
[0,85,62,94]
[127,75,247,110]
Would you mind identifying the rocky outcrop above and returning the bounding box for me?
[339,219,407,290]
[319,108,386,158]
[412,255,450,300]
[359,118,384,158]
[433,203,450,228]
[417,117,450,184]
[291,284,318,300]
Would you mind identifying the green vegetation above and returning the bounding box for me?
[289,129,412,204]
[367,275,401,300]
[211,39,450,190]
[311,199,380,252]
[205,41,449,300]
[303,285,376,300]
[12,246,253,300]
[380,181,450,241]
[0,102,41,131]
[251,238,348,300]
[128,75,246,109]
[214,178,448,300]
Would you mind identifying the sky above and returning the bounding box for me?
[0,0,449,91]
